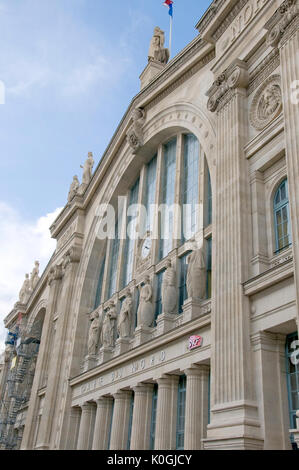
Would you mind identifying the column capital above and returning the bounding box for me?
[184,364,210,378]
[80,402,95,412]
[133,383,154,395]
[265,0,299,48]
[47,264,64,286]
[113,390,133,401]
[156,374,179,388]
[62,244,82,271]
[206,59,248,113]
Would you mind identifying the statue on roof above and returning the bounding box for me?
[148,27,169,65]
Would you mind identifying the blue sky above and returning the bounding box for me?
[0,0,212,351]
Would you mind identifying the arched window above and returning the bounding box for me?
[273,179,292,252]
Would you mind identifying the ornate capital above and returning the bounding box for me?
[207,60,248,113]
[266,0,299,48]
[62,245,82,270]
[126,107,146,153]
[47,264,63,286]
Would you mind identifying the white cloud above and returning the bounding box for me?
[0,203,62,353]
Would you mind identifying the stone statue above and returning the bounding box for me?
[162,259,177,315]
[127,108,146,152]
[68,175,80,202]
[19,274,31,304]
[137,275,154,328]
[148,27,169,65]
[80,152,94,186]
[87,310,102,356]
[30,261,40,291]
[117,290,133,338]
[186,243,206,300]
[101,302,117,348]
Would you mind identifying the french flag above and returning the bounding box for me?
[163,0,173,17]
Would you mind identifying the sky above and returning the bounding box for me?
[0,0,212,352]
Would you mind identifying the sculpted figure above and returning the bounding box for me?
[80,152,94,185]
[186,243,206,300]
[68,175,79,202]
[19,274,31,304]
[118,290,133,338]
[30,261,40,291]
[148,27,169,65]
[87,310,102,356]
[259,84,281,119]
[137,275,154,328]
[101,302,117,348]
[162,259,177,315]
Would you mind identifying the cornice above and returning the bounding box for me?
[265,0,299,47]
[248,48,280,94]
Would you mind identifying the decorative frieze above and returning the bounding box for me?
[266,0,299,48]
[248,48,280,95]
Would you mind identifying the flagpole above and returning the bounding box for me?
[169,13,173,59]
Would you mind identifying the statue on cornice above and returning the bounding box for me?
[80,152,94,186]
[162,259,177,315]
[117,290,133,339]
[87,309,102,356]
[101,302,117,348]
[68,175,80,203]
[137,275,154,328]
[30,261,40,291]
[19,274,31,304]
[148,27,169,65]
[186,242,206,300]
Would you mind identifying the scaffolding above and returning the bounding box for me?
[0,335,40,450]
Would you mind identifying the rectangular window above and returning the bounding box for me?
[155,270,165,321]
[127,394,134,449]
[108,219,121,298]
[182,134,199,242]
[107,400,114,450]
[179,252,191,313]
[285,332,299,442]
[123,179,140,287]
[144,155,157,234]
[150,384,158,450]
[94,255,106,308]
[206,237,212,299]
[159,138,177,260]
[176,375,186,450]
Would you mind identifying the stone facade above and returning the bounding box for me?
[0,0,299,450]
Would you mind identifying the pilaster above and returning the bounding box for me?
[204,59,263,449]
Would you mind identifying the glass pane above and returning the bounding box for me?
[123,179,140,287]
[281,182,286,201]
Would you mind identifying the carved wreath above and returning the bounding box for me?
[249,74,282,130]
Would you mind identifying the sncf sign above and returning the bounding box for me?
[188,335,202,351]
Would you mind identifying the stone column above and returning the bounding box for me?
[204,60,262,449]
[109,390,133,450]
[77,402,96,450]
[92,397,114,450]
[155,375,179,450]
[21,264,63,449]
[130,384,154,450]
[184,365,210,450]
[65,406,81,450]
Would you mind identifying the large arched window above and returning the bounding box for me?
[274,179,292,252]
